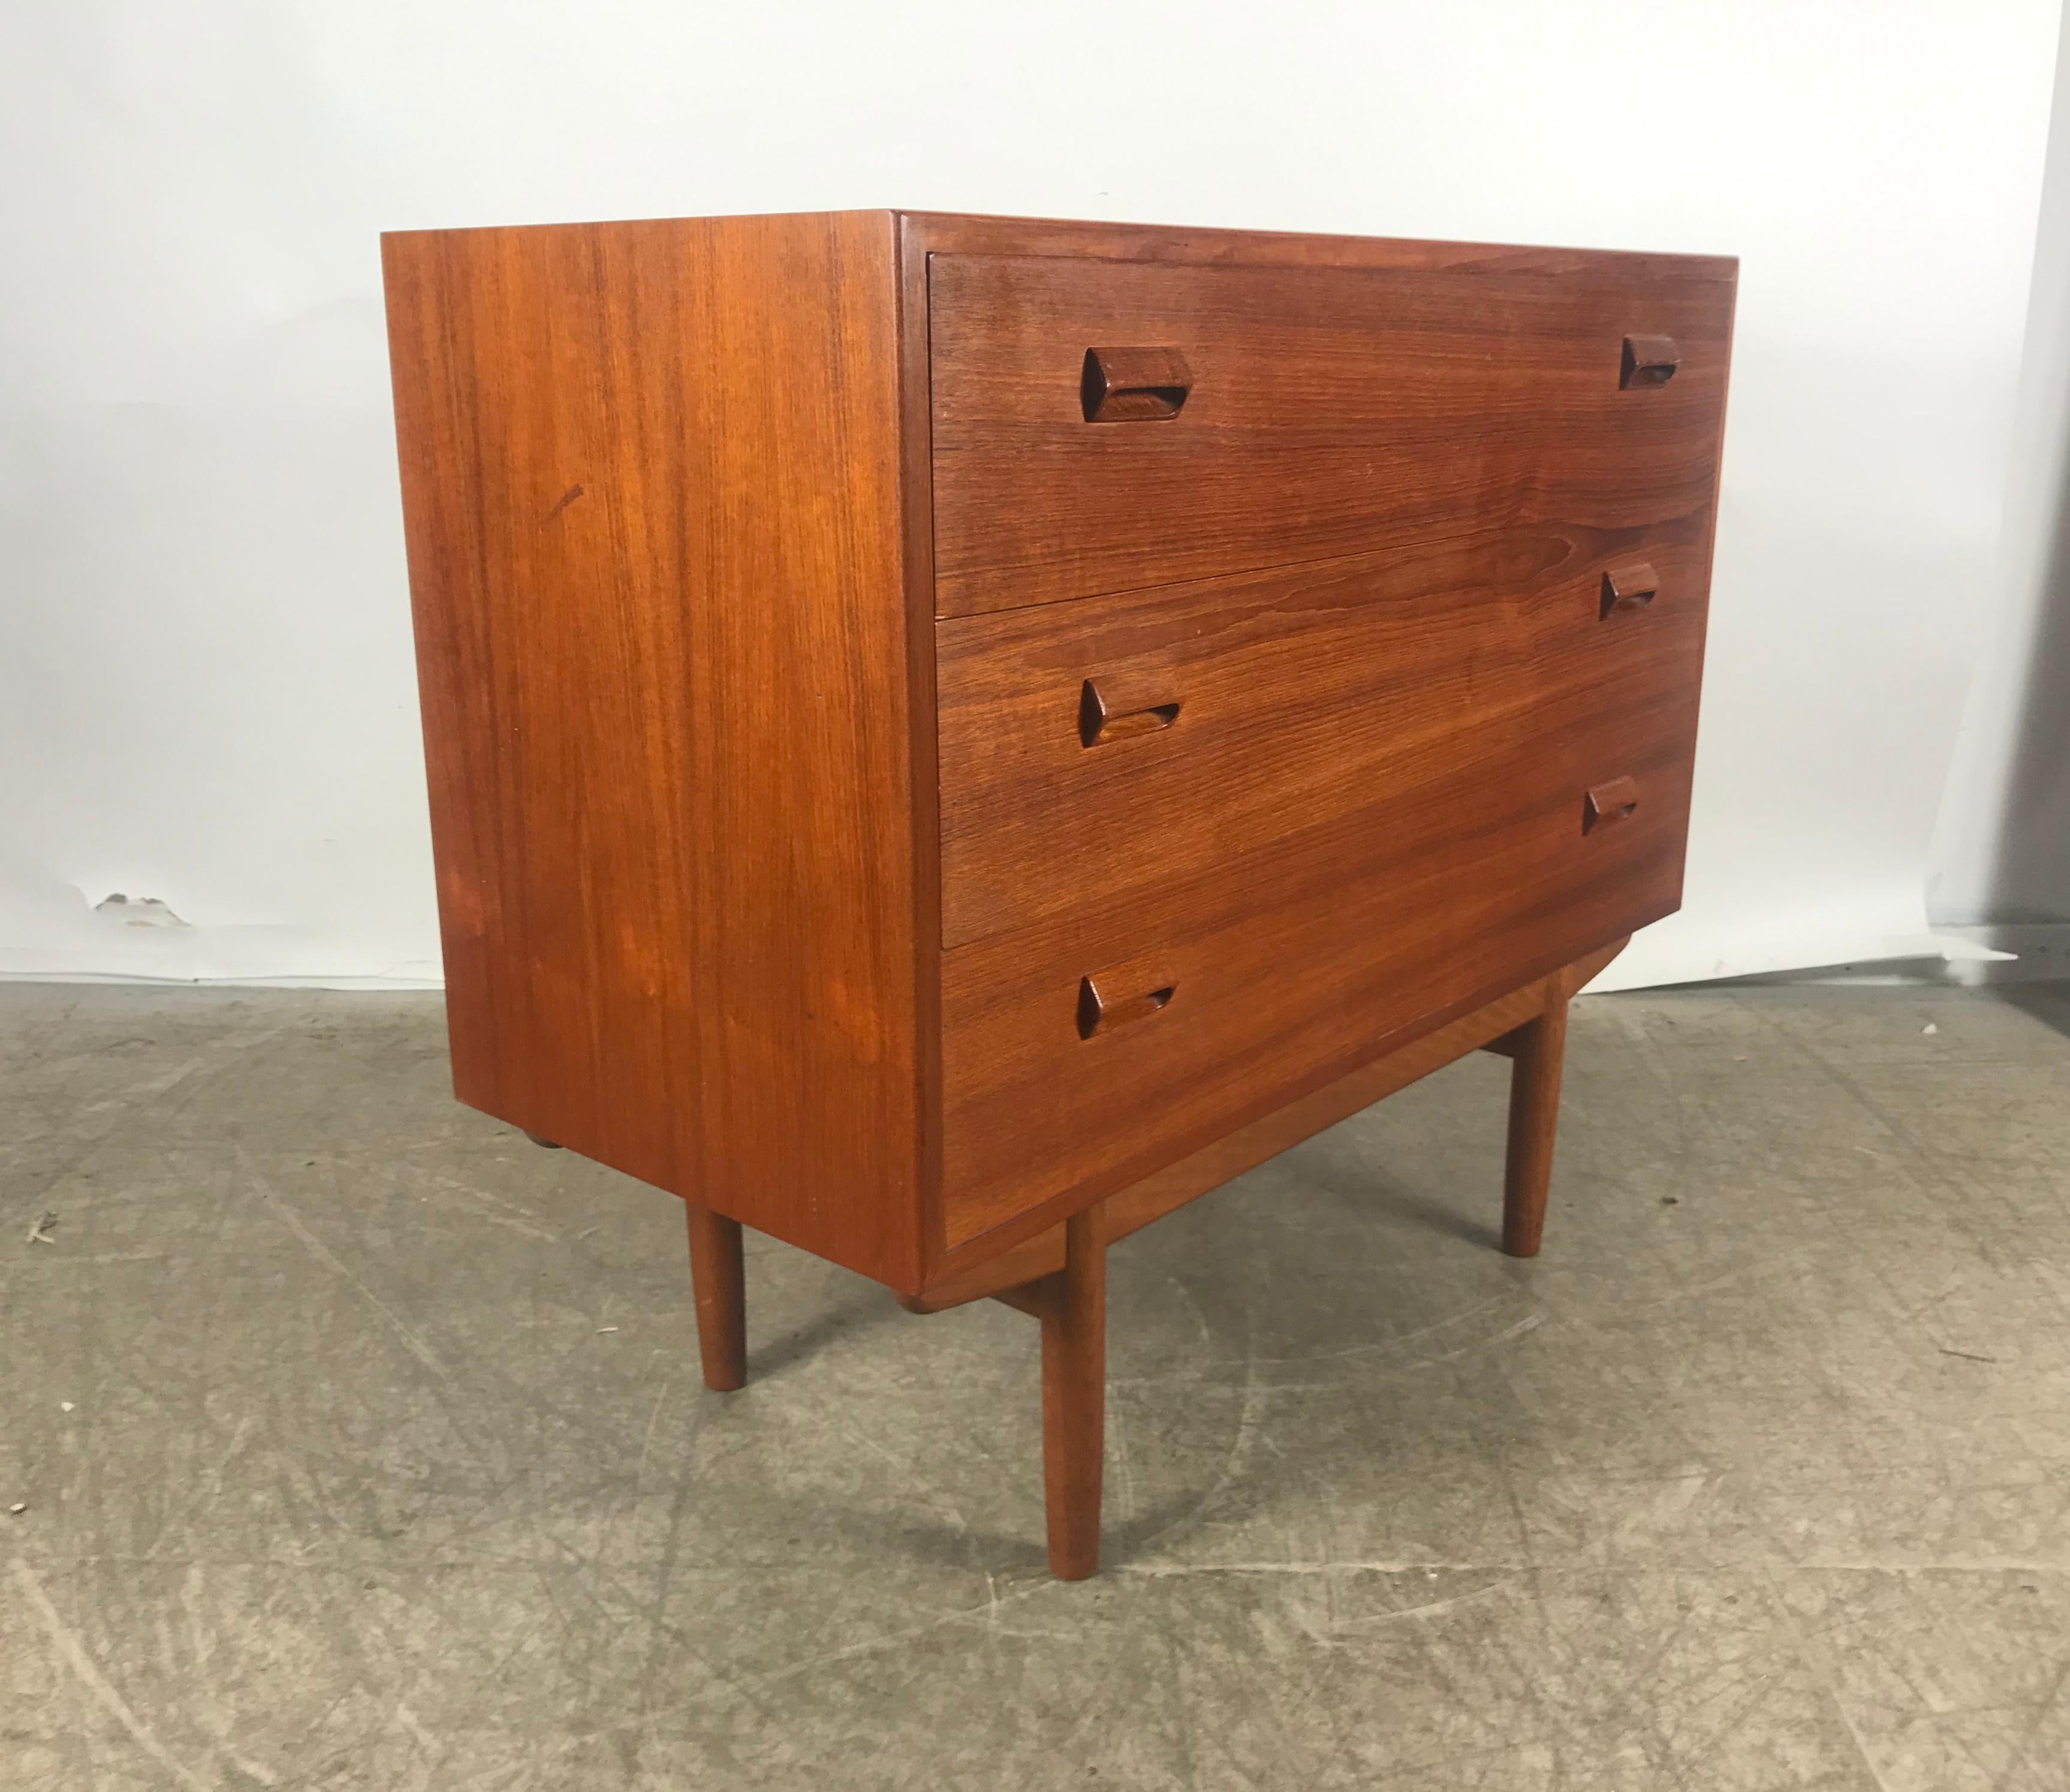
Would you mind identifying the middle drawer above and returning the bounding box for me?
[936,519,1711,951]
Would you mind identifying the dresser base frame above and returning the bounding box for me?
[676,938,1623,1579]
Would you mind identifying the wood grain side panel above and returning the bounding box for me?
[939,697,1691,1246]
[930,253,1734,613]
[938,523,1711,949]
[382,211,923,1290]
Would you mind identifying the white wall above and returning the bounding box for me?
[1,1,2060,987]
[1930,5,2070,966]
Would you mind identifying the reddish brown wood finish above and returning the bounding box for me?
[1077,969,1179,1040]
[1041,1204,1108,1579]
[686,1203,747,1391]
[940,675,1688,1248]
[902,212,1735,284]
[1502,987,1571,1258]
[1078,667,1184,746]
[1601,561,1661,618]
[902,936,1628,1316]
[384,212,926,1291]
[1584,776,1643,834]
[387,209,1732,1577]
[1081,345,1194,421]
[992,1281,1050,1321]
[893,215,950,1298]
[938,529,1710,949]
[1622,333,1682,388]
[930,252,1732,614]
[387,209,1729,1300]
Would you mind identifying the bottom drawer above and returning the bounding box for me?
[939,707,1694,1250]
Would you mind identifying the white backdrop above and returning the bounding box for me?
[1930,7,2070,965]
[1,1,2060,988]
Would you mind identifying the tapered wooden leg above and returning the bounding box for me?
[1502,989,1570,1258]
[685,1202,746,1391]
[1041,1204,1107,1579]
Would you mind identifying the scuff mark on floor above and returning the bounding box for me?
[11,1556,215,1791]
[237,1145,451,1383]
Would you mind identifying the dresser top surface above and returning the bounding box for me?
[381,207,1737,283]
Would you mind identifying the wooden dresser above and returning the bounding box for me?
[382,210,1735,1578]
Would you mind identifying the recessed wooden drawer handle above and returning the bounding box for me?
[1600,562,1660,619]
[1620,335,1680,388]
[1583,777,1641,834]
[1079,675,1181,747]
[1081,347,1193,422]
[1077,972,1177,1040]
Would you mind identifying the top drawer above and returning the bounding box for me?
[929,252,1734,616]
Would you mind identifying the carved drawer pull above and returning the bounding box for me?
[1079,675,1182,747]
[1620,335,1680,388]
[1081,347,1193,421]
[1599,562,1660,619]
[1077,972,1177,1040]
[1583,778,1641,834]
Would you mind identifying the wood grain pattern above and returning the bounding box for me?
[386,206,1733,1579]
[940,683,1691,1248]
[938,523,1710,949]
[1078,665,1183,746]
[1600,561,1661,618]
[686,1203,747,1390]
[1077,969,1179,1040]
[905,933,1632,1313]
[1081,345,1194,421]
[387,207,1730,1314]
[893,213,950,1296]
[383,211,926,1290]
[1501,987,1570,1257]
[930,252,1732,613]
[1041,1203,1107,1580]
[1584,775,1643,833]
[902,212,1736,285]
[1621,333,1681,388]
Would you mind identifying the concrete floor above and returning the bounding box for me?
[2,981,2068,1790]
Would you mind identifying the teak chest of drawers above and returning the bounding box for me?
[383,210,1735,1579]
